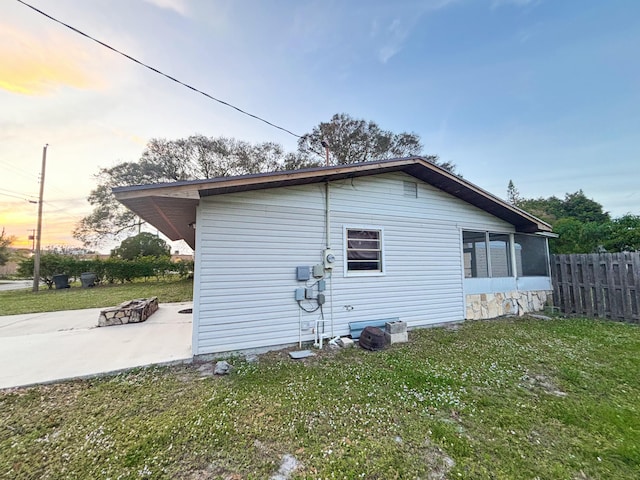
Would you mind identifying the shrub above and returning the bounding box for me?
[18,255,195,287]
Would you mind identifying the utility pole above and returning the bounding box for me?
[28,229,36,252]
[32,144,48,293]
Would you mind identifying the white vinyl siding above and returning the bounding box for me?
[193,186,326,354]
[193,172,516,355]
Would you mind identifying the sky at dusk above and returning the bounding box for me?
[1,0,638,253]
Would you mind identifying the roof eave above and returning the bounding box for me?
[112,157,553,246]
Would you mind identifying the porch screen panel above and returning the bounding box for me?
[514,234,549,276]
[463,231,488,278]
[489,233,512,277]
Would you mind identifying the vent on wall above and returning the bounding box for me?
[403,181,418,198]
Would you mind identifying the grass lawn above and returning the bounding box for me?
[1,317,639,479]
[0,278,193,316]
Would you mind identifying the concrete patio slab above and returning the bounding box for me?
[0,302,193,390]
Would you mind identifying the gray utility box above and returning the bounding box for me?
[296,266,310,281]
[385,320,408,344]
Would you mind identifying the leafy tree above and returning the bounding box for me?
[561,190,610,223]
[111,232,171,260]
[0,228,14,266]
[517,190,640,254]
[602,214,640,252]
[550,218,608,254]
[73,136,290,246]
[519,190,609,225]
[297,113,456,172]
[75,114,447,245]
[517,196,564,224]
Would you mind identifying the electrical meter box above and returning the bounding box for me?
[296,266,310,281]
[312,264,324,278]
[323,249,335,269]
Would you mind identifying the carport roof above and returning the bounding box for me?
[113,156,552,249]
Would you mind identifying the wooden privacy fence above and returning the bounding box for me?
[551,253,640,323]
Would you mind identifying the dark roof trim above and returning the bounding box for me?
[113,157,552,235]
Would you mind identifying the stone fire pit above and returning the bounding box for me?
[98,297,159,327]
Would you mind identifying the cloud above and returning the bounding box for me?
[0,24,106,96]
[373,0,460,64]
[377,18,406,63]
[141,0,189,16]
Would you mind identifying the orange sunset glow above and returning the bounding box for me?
[0,24,105,96]
[0,199,90,249]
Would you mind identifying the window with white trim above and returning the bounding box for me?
[345,227,384,274]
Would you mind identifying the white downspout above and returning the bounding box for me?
[325,181,334,338]
[325,181,331,249]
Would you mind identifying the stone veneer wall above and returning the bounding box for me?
[99,297,159,327]
[465,290,551,320]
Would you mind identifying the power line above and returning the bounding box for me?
[0,191,37,203]
[0,159,38,182]
[0,187,38,199]
[16,0,303,139]
[44,195,88,204]
[43,200,87,214]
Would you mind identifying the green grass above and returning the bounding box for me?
[0,278,193,315]
[1,317,639,479]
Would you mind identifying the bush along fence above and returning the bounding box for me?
[551,252,640,323]
[18,254,194,289]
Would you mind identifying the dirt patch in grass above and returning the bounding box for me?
[521,372,568,397]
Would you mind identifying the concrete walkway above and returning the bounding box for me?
[0,302,193,390]
[0,280,33,292]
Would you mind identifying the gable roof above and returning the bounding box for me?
[113,156,552,248]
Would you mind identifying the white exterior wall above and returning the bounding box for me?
[193,172,515,355]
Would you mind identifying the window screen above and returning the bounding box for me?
[346,229,383,272]
[463,231,489,278]
[514,234,549,276]
[489,233,512,277]
[463,231,513,278]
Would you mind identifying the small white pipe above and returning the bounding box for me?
[298,307,302,348]
[329,271,334,337]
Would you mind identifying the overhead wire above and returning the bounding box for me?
[0,160,38,182]
[42,200,87,215]
[16,0,303,139]
[0,188,38,199]
[0,191,37,202]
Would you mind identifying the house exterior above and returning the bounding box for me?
[113,157,553,357]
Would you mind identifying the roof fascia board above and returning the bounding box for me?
[112,157,551,233]
[112,159,418,200]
